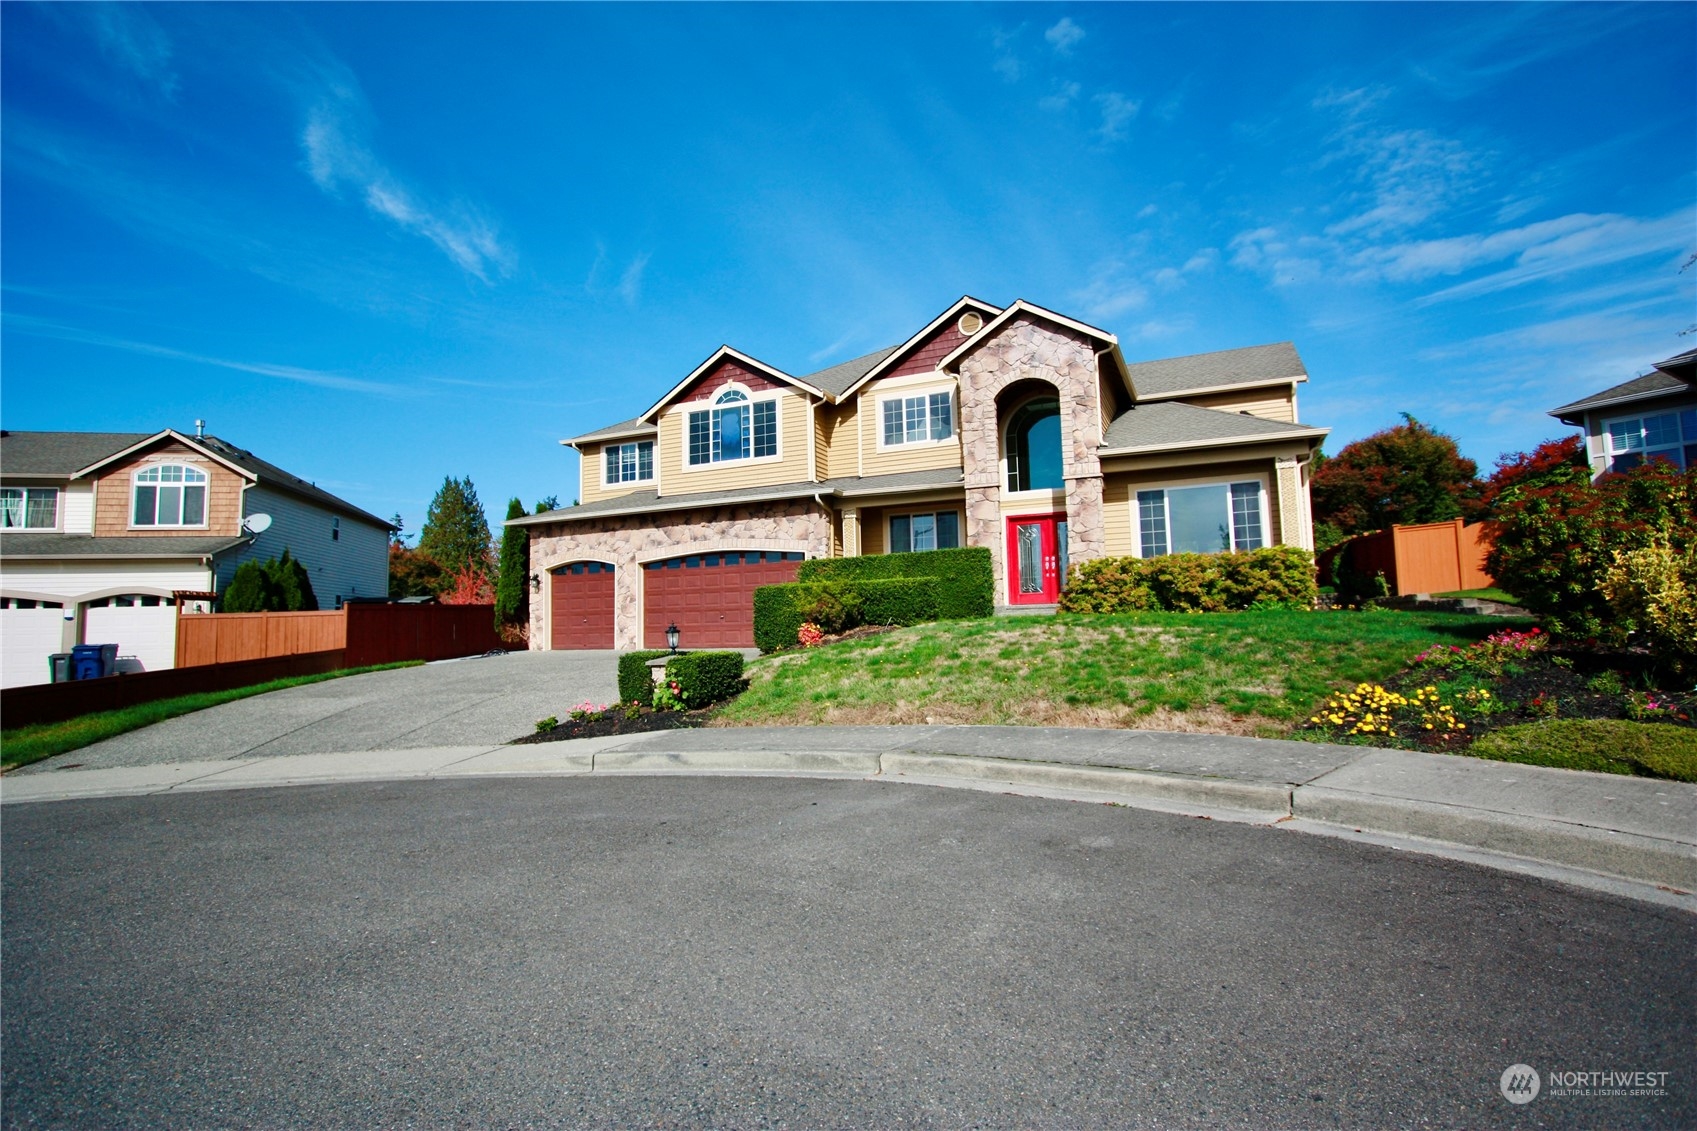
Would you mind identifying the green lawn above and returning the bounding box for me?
[718,610,1526,735]
[1,661,423,771]
[1432,587,1520,603]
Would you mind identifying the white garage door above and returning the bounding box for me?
[85,606,179,674]
[1,608,69,688]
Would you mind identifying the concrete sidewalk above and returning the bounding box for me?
[5,725,1693,909]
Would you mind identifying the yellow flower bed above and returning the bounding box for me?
[1308,682,1490,738]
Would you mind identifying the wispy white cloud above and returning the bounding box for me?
[990,26,1024,82]
[1314,86,1480,239]
[302,89,514,281]
[1093,92,1140,142]
[1045,17,1085,54]
[617,253,651,307]
[1038,81,1081,112]
[76,2,178,97]
[5,314,405,397]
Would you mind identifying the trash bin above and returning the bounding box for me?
[48,653,73,683]
[70,643,117,680]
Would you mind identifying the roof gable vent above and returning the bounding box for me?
[957,311,984,336]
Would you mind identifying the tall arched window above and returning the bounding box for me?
[687,386,778,465]
[1005,398,1063,492]
[132,464,208,527]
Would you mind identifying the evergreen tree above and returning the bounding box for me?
[534,495,560,514]
[494,496,530,630]
[221,559,276,612]
[419,475,492,579]
[265,548,319,611]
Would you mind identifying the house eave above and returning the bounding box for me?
[1097,427,1329,458]
[1548,386,1695,424]
[833,296,1005,401]
[1138,376,1305,401]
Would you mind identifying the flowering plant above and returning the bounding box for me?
[652,679,688,711]
[798,621,824,648]
[1307,682,1483,739]
[1625,691,1689,722]
[568,701,611,721]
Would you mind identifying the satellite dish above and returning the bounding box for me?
[242,513,273,535]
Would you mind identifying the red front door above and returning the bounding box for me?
[1006,514,1069,604]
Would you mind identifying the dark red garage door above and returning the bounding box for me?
[643,551,804,649]
[551,561,616,649]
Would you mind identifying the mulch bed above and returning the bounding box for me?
[511,706,714,744]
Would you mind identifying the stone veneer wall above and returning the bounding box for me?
[954,316,1106,598]
[526,500,831,650]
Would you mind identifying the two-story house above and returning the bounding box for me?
[512,297,1330,651]
[1549,347,1697,478]
[0,427,393,686]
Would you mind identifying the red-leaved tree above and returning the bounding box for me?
[1312,414,1483,536]
[439,565,495,606]
[1477,434,1590,516]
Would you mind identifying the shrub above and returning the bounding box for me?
[1059,546,1317,614]
[796,546,992,620]
[221,549,318,612]
[665,650,745,706]
[1485,459,1694,639]
[1468,720,1697,782]
[617,649,671,704]
[752,578,939,652]
[1599,539,1697,675]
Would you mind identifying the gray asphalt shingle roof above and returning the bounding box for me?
[797,346,903,398]
[1549,371,1693,418]
[511,467,964,526]
[0,431,153,476]
[1102,401,1323,451]
[563,416,657,445]
[1122,342,1306,399]
[193,435,393,528]
[0,533,249,559]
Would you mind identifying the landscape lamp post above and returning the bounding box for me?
[666,622,680,654]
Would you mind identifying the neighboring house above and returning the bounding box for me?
[0,427,393,687]
[511,296,1330,651]
[1549,347,1697,478]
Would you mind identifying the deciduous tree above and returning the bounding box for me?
[1312,414,1482,535]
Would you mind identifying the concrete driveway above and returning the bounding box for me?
[16,650,620,772]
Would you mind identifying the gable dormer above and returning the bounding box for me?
[647,348,822,495]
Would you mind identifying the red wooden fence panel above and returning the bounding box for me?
[342,604,501,667]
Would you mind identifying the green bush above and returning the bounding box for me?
[753,578,940,653]
[665,650,745,706]
[1468,720,1697,782]
[220,549,318,612]
[617,649,671,704]
[796,546,992,619]
[1060,546,1317,614]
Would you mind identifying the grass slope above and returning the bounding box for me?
[1,662,422,770]
[720,610,1521,735]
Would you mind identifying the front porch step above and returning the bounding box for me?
[995,604,1058,617]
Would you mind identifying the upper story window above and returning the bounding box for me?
[1,487,58,529]
[132,464,208,527]
[1136,481,1265,557]
[1604,410,1697,472]
[688,388,777,466]
[605,440,655,484]
[1006,397,1063,492]
[880,391,954,447]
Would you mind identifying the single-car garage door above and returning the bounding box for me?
[643,551,804,649]
[551,561,616,649]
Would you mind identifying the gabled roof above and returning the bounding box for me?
[0,431,153,478]
[1100,401,1327,455]
[1120,342,1307,401]
[831,296,1004,400]
[1548,370,1692,420]
[561,416,656,448]
[0,533,249,560]
[193,435,394,528]
[639,346,825,423]
[797,346,901,399]
[936,299,1120,373]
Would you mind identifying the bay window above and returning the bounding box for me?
[1136,481,1265,557]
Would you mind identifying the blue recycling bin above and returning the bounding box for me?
[71,643,116,680]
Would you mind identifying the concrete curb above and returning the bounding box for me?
[6,730,1694,907]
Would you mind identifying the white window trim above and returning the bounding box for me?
[0,486,61,531]
[999,394,1067,498]
[1131,477,1270,559]
[873,385,958,452]
[603,439,656,486]
[680,382,785,473]
[1601,409,1690,467]
[887,509,962,554]
[129,462,212,530]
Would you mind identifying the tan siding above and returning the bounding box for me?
[823,400,860,479]
[578,441,656,504]
[860,506,885,556]
[1101,459,1285,553]
[813,403,829,481]
[856,375,966,479]
[93,442,245,538]
[1179,388,1296,422]
[1102,477,1133,557]
[657,391,812,496]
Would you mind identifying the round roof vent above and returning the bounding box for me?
[957,311,984,336]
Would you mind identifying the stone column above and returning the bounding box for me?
[965,485,1004,598]
[613,561,643,649]
[1064,475,1105,572]
[841,508,860,557]
[1275,457,1308,549]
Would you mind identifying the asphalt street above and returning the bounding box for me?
[5,776,1692,1129]
[11,649,620,772]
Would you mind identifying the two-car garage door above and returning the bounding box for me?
[550,551,805,650]
[643,550,803,649]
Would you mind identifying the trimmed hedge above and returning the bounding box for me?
[1059,545,1318,614]
[796,546,992,620]
[665,650,746,706]
[753,578,939,653]
[617,649,671,704]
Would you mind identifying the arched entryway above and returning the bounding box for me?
[998,382,1068,603]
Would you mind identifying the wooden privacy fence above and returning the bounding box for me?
[176,604,501,668]
[1321,519,1494,597]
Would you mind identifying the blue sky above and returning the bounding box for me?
[4,2,1692,538]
